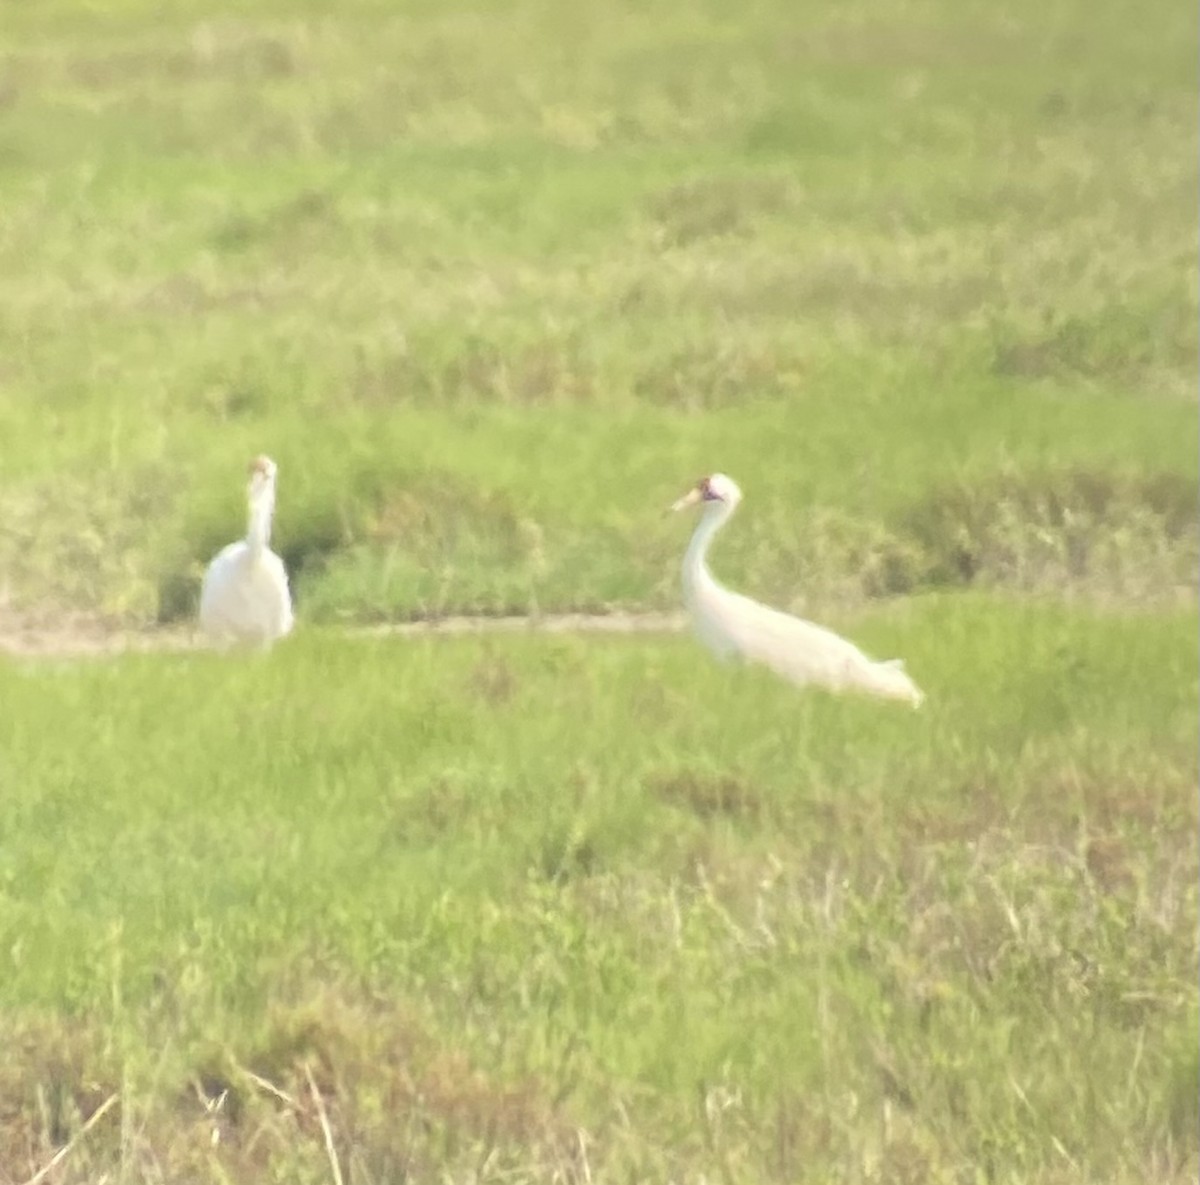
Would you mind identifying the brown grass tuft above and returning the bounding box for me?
[649,769,766,821]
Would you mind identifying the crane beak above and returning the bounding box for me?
[670,487,703,514]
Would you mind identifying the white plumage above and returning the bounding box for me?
[672,474,924,706]
[198,454,294,650]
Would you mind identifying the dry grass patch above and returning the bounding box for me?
[649,768,767,822]
[0,990,583,1184]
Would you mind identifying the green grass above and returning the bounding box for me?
[0,0,1194,621]
[0,597,1196,1181]
[0,0,1196,1180]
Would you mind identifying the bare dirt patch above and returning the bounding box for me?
[0,606,688,661]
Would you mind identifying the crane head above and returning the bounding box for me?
[671,473,743,513]
[247,454,277,485]
[247,455,278,500]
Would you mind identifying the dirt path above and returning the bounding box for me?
[0,608,689,660]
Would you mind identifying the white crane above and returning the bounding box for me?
[198,455,294,650]
[671,474,924,706]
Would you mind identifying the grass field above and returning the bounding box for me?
[0,0,1196,1180]
[0,0,1195,623]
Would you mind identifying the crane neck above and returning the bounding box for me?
[246,484,275,556]
[682,501,736,601]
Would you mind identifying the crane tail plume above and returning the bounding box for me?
[735,629,926,707]
[853,658,925,707]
